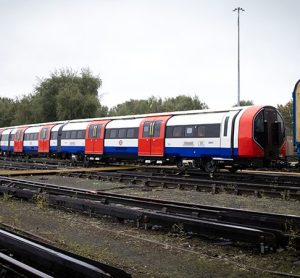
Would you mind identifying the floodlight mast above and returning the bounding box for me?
[233,7,245,107]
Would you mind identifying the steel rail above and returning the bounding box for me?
[0,227,131,278]
[62,170,300,200]
[0,176,299,251]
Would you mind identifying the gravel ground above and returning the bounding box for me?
[0,174,299,277]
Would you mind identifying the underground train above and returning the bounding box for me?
[0,105,286,172]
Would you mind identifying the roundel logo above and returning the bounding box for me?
[119,140,123,146]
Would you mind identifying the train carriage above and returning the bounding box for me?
[60,122,89,158]
[0,128,13,153]
[104,118,142,159]
[23,126,40,153]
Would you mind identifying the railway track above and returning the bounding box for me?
[0,176,299,252]
[1,157,300,200]
[0,224,130,278]
[62,169,300,200]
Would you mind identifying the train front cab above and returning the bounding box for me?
[238,106,285,166]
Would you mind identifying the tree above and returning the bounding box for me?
[277,100,293,136]
[34,68,103,121]
[12,95,36,125]
[233,100,254,107]
[0,98,16,127]
[109,95,208,116]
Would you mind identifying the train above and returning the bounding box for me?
[0,105,286,172]
[293,79,300,158]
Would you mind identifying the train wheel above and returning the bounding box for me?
[204,159,217,173]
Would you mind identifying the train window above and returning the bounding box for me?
[166,127,173,138]
[143,122,151,138]
[71,130,77,139]
[110,129,117,139]
[153,121,161,138]
[223,117,229,137]
[34,133,39,140]
[126,128,136,138]
[51,131,58,140]
[254,111,265,147]
[88,125,96,138]
[9,134,14,141]
[77,130,85,139]
[66,131,71,139]
[96,125,102,138]
[172,126,184,137]
[105,129,110,139]
[118,128,126,138]
[205,124,220,138]
[185,126,194,137]
[197,126,205,137]
[41,128,47,140]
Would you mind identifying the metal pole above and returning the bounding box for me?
[233,7,245,106]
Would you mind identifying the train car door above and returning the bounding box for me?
[220,110,241,158]
[138,115,171,157]
[38,125,55,153]
[85,120,110,154]
[14,127,27,153]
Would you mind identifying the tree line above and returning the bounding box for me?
[0,69,207,126]
[0,68,293,135]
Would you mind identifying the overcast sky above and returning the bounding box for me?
[0,0,299,109]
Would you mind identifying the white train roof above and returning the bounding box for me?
[62,122,90,131]
[25,126,41,133]
[2,128,13,135]
[0,105,268,129]
[68,107,249,123]
[106,118,143,129]
[51,124,64,132]
[167,112,227,126]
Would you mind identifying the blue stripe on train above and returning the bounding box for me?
[23,146,38,152]
[104,146,138,155]
[165,147,238,158]
[60,146,85,153]
[50,146,57,152]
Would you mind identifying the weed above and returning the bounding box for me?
[33,193,48,209]
[2,192,12,202]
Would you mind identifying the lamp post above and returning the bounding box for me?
[233,7,245,107]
